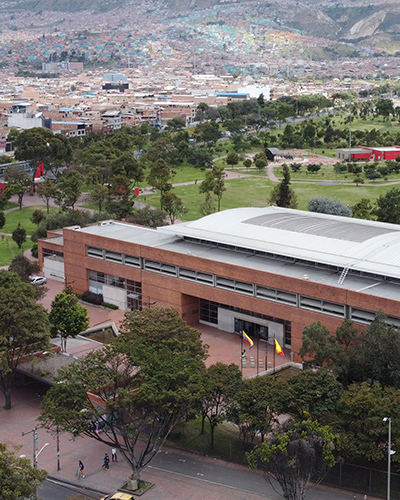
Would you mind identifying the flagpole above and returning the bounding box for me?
[273,335,276,375]
[256,329,259,376]
[265,339,268,373]
[240,330,243,375]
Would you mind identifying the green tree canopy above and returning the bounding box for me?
[49,288,89,352]
[269,165,297,208]
[200,362,243,450]
[0,270,50,408]
[248,419,336,500]
[228,375,283,447]
[161,191,185,224]
[11,223,27,255]
[199,165,226,211]
[40,307,207,481]
[0,443,47,499]
[5,166,31,210]
[373,187,400,224]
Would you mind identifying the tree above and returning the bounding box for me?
[335,383,400,463]
[37,177,56,214]
[8,255,40,282]
[14,127,71,186]
[284,370,343,420]
[248,419,336,500]
[5,165,31,209]
[199,191,216,216]
[299,321,343,370]
[106,174,134,220]
[254,152,268,172]
[199,165,226,211]
[55,169,84,209]
[90,183,109,213]
[165,117,186,131]
[308,197,352,217]
[269,165,297,208]
[126,207,168,228]
[351,198,373,220]
[194,121,220,148]
[226,151,239,167]
[112,151,144,184]
[49,288,89,352]
[31,209,45,226]
[0,270,50,408]
[161,191,184,224]
[200,362,243,450]
[40,307,207,482]
[146,159,173,211]
[0,443,47,499]
[357,312,400,388]
[0,211,5,230]
[243,158,252,170]
[373,187,400,224]
[228,376,283,447]
[12,223,26,255]
[188,147,214,169]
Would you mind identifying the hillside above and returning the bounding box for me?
[1,0,398,53]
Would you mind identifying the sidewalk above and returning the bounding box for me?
[1,382,378,500]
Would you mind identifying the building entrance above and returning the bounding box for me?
[235,318,268,341]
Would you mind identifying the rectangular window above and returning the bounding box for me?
[256,286,277,300]
[350,308,376,323]
[196,272,214,285]
[124,254,141,268]
[144,260,161,272]
[161,263,177,276]
[179,268,196,280]
[216,276,235,290]
[87,246,103,259]
[105,250,123,263]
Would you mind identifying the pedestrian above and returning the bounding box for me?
[102,453,110,470]
[364,496,367,500]
[112,447,118,462]
[76,460,85,479]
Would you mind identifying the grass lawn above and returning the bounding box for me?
[166,417,254,464]
[140,175,398,219]
[3,206,59,236]
[0,237,34,266]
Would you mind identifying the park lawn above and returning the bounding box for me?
[166,416,253,464]
[0,236,34,266]
[4,201,18,210]
[291,182,393,211]
[140,177,275,221]
[140,176,397,219]
[3,206,59,235]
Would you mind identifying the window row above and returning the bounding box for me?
[87,246,141,268]
[86,247,400,326]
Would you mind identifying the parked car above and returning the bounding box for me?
[101,493,135,500]
[30,276,47,285]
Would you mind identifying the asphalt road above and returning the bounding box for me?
[38,479,101,499]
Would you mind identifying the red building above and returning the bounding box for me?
[38,207,400,360]
[336,146,400,161]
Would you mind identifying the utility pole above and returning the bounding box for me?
[22,427,37,467]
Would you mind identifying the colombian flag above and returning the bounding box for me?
[242,331,254,349]
[275,338,284,356]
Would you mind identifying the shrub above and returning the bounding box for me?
[81,290,103,305]
[102,302,119,310]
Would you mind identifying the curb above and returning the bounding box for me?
[47,476,108,498]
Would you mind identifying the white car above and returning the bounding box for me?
[30,276,47,285]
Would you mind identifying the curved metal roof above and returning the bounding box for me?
[158,207,400,279]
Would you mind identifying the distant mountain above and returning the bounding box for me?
[1,0,399,54]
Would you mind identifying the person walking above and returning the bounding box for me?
[111,447,118,463]
[76,460,85,479]
[102,453,110,470]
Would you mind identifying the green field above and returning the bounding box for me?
[3,206,59,236]
[0,236,34,266]
[139,175,397,220]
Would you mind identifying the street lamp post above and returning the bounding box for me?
[383,417,394,500]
